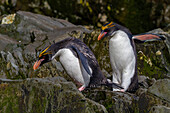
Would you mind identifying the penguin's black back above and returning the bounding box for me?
[49,37,107,86]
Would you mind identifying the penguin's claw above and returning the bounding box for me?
[78,86,85,91]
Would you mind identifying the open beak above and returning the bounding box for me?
[98,31,107,40]
[33,59,44,70]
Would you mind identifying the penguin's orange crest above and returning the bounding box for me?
[101,22,115,30]
[39,45,52,57]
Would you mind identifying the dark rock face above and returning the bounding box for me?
[83,90,139,113]
[136,29,170,79]
[0,11,170,112]
[137,79,170,113]
[0,11,90,79]
[0,77,107,113]
[0,0,169,34]
[138,92,170,113]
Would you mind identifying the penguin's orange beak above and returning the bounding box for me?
[98,32,107,40]
[33,59,44,70]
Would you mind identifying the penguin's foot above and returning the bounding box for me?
[78,86,85,91]
[120,89,125,92]
[113,88,125,92]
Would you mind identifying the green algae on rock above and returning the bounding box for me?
[0,77,107,113]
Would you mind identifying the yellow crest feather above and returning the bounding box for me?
[101,22,115,30]
[39,45,51,57]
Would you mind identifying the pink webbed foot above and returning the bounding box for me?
[78,86,85,91]
[120,89,125,92]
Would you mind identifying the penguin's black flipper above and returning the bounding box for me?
[70,45,92,76]
[133,33,165,43]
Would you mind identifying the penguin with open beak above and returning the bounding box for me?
[33,37,123,91]
[98,22,164,92]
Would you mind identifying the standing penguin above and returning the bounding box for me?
[33,37,123,91]
[98,22,164,92]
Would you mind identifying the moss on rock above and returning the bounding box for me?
[0,77,107,113]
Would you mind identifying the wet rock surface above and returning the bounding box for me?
[0,77,107,113]
[0,11,169,112]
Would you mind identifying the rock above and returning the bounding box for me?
[0,77,107,113]
[85,28,170,80]
[148,79,170,102]
[138,75,156,88]
[150,105,170,113]
[0,11,91,51]
[138,92,170,113]
[138,75,150,88]
[0,11,90,79]
[83,90,139,113]
[135,88,147,96]
[0,11,169,113]
[136,75,156,96]
[136,28,170,79]
[0,34,19,54]
[137,79,170,112]
[1,0,169,33]
[82,77,169,113]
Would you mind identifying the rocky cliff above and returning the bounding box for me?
[0,11,169,113]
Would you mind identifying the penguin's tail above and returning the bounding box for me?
[104,79,124,89]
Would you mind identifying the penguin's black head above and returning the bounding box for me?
[33,45,53,70]
[98,22,132,40]
[98,22,118,40]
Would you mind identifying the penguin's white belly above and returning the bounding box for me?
[109,30,136,91]
[57,49,85,85]
[109,38,135,70]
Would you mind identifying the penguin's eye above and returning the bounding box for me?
[104,29,110,32]
[43,56,46,59]
[39,56,45,60]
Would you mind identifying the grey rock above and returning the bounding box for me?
[51,59,64,72]
[0,11,91,79]
[135,87,147,96]
[149,105,170,113]
[15,11,91,43]
[7,51,19,73]
[0,51,6,60]
[138,75,150,88]
[138,92,170,113]
[0,77,107,113]
[138,75,156,88]
[148,79,170,102]
[0,11,169,113]
[0,34,19,51]
[136,28,170,79]
[83,90,138,113]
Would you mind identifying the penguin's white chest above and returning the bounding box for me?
[109,30,136,91]
[54,49,85,84]
[109,30,135,70]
